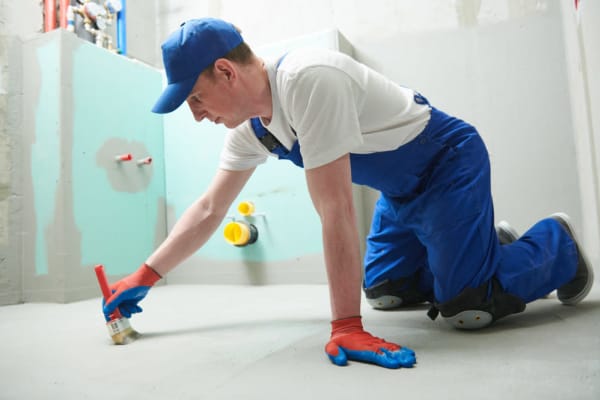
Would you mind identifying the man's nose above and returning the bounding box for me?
[192,109,207,122]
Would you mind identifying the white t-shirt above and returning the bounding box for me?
[219,47,431,171]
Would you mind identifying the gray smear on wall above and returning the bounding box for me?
[96,138,154,192]
[20,32,98,303]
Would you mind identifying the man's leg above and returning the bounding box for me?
[363,194,433,310]
[414,131,528,329]
[415,129,591,329]
[495,213,592,304]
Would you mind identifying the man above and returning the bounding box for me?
[102,18,594,369]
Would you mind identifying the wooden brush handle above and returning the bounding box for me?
[94,264,122,319]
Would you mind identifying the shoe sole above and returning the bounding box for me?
[497,221,519,244]
[551,212,594,305]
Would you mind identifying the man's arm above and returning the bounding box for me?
[102,167,255,319]
[147,167,256,276]
[304,154,362,320]
[306,154,416,368]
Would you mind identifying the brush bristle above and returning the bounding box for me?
[112,327,140,345]
[106,318,140,345]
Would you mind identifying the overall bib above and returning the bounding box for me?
[251,85,578,326]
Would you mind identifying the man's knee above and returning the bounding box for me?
[427,279,526,330]
[364,274,432,310]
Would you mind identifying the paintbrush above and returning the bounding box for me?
[94,264,140,345]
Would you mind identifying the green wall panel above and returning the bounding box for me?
[163,32,346,262]
[164,110,321,262]
[71,44,165,275]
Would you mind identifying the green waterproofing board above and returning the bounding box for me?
[163,31,346,262]
[70,42,165,275]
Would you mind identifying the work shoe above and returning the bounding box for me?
[551,213,594,305]
[496,221,519,245]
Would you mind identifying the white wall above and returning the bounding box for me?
[560,0,600,273]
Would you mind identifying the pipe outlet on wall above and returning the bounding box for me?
[237,201,265,217]
[136,156,152,166]
[115,153,132,162]
[223,220,258,247]
[237,201,255,216]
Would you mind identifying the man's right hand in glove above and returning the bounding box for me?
[325,316,416,368]
[102,263,162,321]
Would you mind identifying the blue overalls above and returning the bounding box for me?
[251,88,578,318]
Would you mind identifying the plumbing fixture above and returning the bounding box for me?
[115,153,132,162]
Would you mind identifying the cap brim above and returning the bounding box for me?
[151,75,198,114]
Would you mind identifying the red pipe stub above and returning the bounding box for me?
[115,153,133,162]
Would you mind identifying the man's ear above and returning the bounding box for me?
[214,59,235,81]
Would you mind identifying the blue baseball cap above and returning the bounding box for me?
[152,18,243,114]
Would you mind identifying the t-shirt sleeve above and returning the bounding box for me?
[283,66,364,170]
[219,121,270,171]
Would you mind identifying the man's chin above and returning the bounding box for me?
[224,120,243,129]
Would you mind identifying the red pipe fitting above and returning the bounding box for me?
[115,153,133,162]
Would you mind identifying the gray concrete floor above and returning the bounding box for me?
[1,283,599,400]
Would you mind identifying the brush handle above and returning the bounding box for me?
[94,264,122,319]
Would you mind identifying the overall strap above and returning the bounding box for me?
[250,53,294,158]
[250,117,289,158]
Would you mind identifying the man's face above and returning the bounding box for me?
[186,62,244,129]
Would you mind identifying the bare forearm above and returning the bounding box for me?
[305,154,363,321]
[145,196,224,276]
[321,210,363,320]
[144,168,255,277]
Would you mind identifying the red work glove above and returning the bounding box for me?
[325,316,416,368]
[102,263,161,321]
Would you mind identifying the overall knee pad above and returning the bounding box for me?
[364,273,431,310]
[427,279,526,330]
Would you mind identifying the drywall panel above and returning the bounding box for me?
[20,30,166,302]
[164,30,354,285]
[70,41,166,277]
